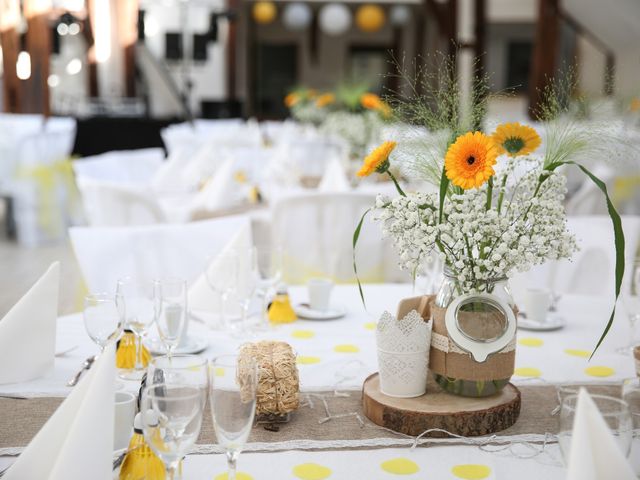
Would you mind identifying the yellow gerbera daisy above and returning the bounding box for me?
[284,93,299,108]
[444,131,497,190]
[361,93,383,110]
[491,122,541,157]
[357,141,396,177]
[315,93,335,108]
[630,97,640,112]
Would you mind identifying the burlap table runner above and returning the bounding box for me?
[0,383,620,451]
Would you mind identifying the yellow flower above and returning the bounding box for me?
[630,98,640,112]
[491,122,541,157]
[357,141,396,177]
[361,93,383,110]
[315,93,335,108]
[444,131,497,190]
[284,93,299,108]
[378,102,392,118]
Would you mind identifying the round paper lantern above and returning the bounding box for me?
[355,4,385,33]
[319,3,352,36]
[390,5,411,27]
[253,1,277,25]
[283,3,313,31]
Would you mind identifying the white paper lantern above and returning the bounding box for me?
[319,3,352,36]
[283,2,313,31]
[389,5,411,27]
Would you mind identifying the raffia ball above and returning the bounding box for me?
[239,341,300,416]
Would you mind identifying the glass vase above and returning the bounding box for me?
[431,266,515,397]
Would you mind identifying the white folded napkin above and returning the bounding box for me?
[70,215,250,293]
[318,156,351,192]
[188,220,252,314]
[4,344,115,480]
[0,262,59,384]
[189,157,245,212]
[566,388,635,480]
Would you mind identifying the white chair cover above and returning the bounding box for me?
[72,148,165,185]
[69,215,251,293]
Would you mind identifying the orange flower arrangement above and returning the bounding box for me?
[357,141,396,177]
[444,131,497,189]
[284,93,299,108]
[316,93,336,108]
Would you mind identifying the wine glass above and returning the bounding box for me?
[117,277,156,380]
[83,293,124,354]
[558,393,633,465]
[235,248,259,333]
[204,250,239,329]
[617,294,640,355]
[140,383,203,480]
[253,245,283,329]
[209,355,258,480]
[147,354,208,406]
[154,278,188,358]
[622,378,640,475]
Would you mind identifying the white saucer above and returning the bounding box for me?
[147,336,209,355]
[295,303,347,320]
[518,313,566,331]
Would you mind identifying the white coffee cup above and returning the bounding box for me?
[114,391,136,451]
[523,288,552,323]
[307,278,334,312]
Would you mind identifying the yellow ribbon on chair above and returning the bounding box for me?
[611,175,640,207]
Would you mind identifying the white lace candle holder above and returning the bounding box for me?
[376,310,432,398]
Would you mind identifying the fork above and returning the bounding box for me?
[66,355,97,387]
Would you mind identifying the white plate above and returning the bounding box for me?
[147,336,209,355]
[518,313,566,331]
[295,303,347,320]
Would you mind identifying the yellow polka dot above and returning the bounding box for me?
[297,356,321,365]
[380,458,419,475]
[333,344,360,353]
[452,464,492,479]
[585,366,615,377]
[518,337,544,347]
[364,322,377,331]
[215,473,253,480]
[292,330,315,339]
[214,367,225,377]
[564,349,590,358]
[514,367,541,378]
[292,463,332,480]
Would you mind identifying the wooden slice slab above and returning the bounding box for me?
[362,373,521,437]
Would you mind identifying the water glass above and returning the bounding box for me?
[154,278,188,357]
[117,277,156,379]
[147,354,209,407]
[204,250,239,329]
[558,393,633,465]
[141,383,204,480]
[253,246,283,327]
[618,294,640,355]
[83,293,125,353]
[209,355,258,480]
[622,378,640,475]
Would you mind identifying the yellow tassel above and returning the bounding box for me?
[119,431,165,480]
[268,292,297,324]
[116,332,151,369]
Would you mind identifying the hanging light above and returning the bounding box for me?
[68,22,80,35]
[16,51,31,80]
[283,3,312,31]
[318,3,352,36]
[57,22,69,35]
[48,74,60,87]
[355,4,386,33]
[65,58,82,75]
[389,5,411,27]
[252,1,277,25]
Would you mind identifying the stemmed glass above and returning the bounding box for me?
[235,249,259,333]
[253,246,283,329]
[147,354,209,406]
[116,277,156,380]
[622,378,640,475]
[617,294,640,355]
[209,355,258,480]
[558,393,633,464]
[154,278,188,358]
[140,383,204,480]
[204,250,239,329]
[83,293,125,354]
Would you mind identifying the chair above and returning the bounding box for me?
[510,215,640,301]
[75,178,167,226]
[69,215,251,293]
[271,192,405,284]
[72,148,165,185]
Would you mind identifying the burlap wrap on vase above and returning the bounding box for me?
[429,298,515,382]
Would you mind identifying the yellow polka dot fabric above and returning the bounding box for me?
[514,367,541,378]
[564,349,590,358]
[214,367,225,377]
[215,472,253,480]
[292,330,315,339]
[364,322,377,331]
[333,344,360,353]
[518,337,543,347]
[297,356,321,365]
[451,464,492,479]
[584,366,615,377]
[292,463,332,480]
[380,457,419,475]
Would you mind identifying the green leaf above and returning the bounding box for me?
[548,161,625,358]
[353,208,372,308]
[438,169,449,224]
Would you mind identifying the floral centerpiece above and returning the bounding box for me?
[354,58,626,397]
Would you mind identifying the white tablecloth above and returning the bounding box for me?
[0,284,635,398]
